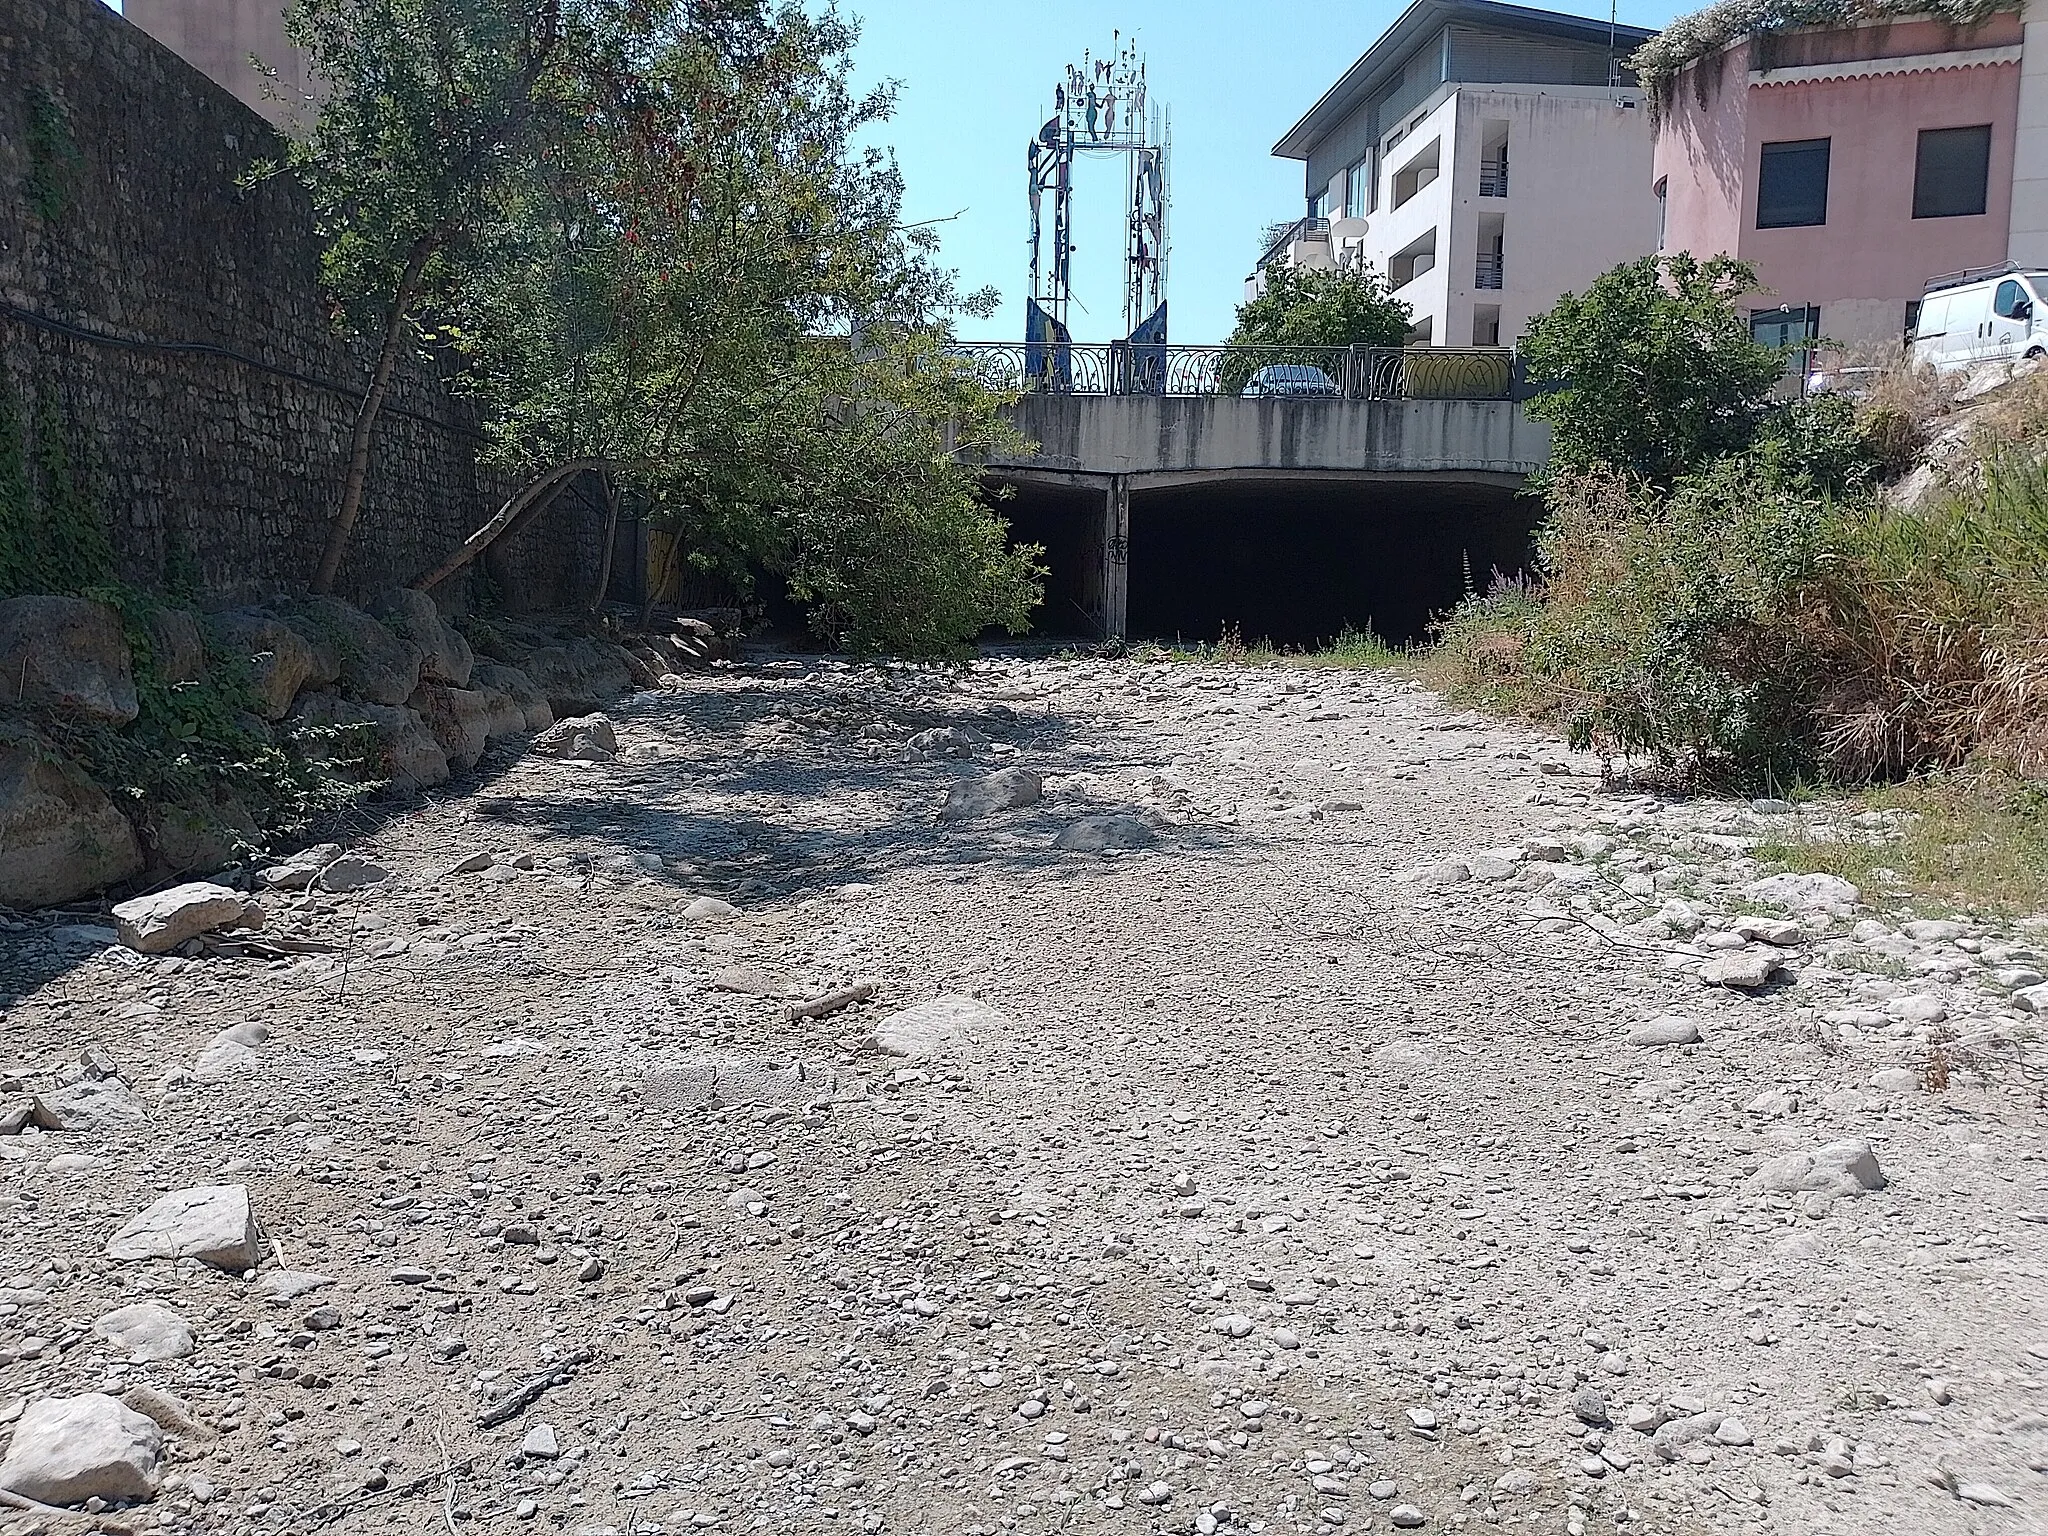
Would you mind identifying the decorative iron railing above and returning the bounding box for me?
[946,342,1516,401]
[1479,159,1509,198]
[1475,251,1504,290]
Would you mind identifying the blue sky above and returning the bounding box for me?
[847,0,1683,343]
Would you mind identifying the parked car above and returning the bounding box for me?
[1242,363,1340,398]
[1910,267,2048,373]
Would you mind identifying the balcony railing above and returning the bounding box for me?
[1479,158,1509,197]
[1254,216,1331,273]
[1475,251,1504,290]
[946,342,1516,401]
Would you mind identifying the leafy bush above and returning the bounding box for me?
[1219,264,1411,395]
[1519,254,1787,485]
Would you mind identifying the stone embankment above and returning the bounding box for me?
[0,655,2039,1536]
[0,591,735,911]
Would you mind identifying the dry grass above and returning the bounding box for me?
[1752,775,2048,916]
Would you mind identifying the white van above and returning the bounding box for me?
[1911,267,2048,373]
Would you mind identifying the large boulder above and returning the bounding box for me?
[281,595,421,706]
[106,1184,261,1270]
[149,795,256,877]
[408,682,492,774]
[471,662,553,733]
[209,610,324,720]
[288,691,450,788]
[0,723,144,908]
[142,608,207,684]
[0,595,137,723]
[519,637,633,717]
[111,881,250,954]
[0,1393,163,1506]
[369,588,473,686]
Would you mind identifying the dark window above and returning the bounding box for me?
[1913,125,1992,219]
[1904,300,1921,342]
[1757,139,1830,228]
[1994,279,2033,319]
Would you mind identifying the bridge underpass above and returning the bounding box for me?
[982,375,1551,646]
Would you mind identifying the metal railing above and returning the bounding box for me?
[1475,251,1504,290]
[947,342,1516,401]
[1254,215,1331,273]
[1479,158,1509,197]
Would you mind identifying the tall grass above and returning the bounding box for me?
[1427,382,2048,789]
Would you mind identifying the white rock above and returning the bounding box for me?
[1626,1017,1700,1047]
[874,994,1009,1058]
[111,882,248,954]
[0,1393,162,1506]
[259,843,342,890]
[30,1077,145,1132]
[1699,950,1782,990]
[1755,1140,1887,1199]
[1733,915,1806,946]
[1956,1482,2013,1508]
[533,714,618,762]
[939,767,1043,822]
[317,855,389,893]
[1744,872,1859,913]
[1390,1505,1428,1529]
[93,1303,195,1362]
[1745,1087,1801,1118]
[1494,1468,1539,1496]
[106,1185,260,1270]
[193,1021,270,1080]
[521,1423,560,1459]
[682,896,739,923]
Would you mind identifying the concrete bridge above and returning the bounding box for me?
[978,379,1551,642]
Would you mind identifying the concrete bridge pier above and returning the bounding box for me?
[1084,475,1130,641]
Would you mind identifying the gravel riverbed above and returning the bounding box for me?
[1,654,2042,1536]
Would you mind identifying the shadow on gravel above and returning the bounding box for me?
[0,664,1222,999]
[462,673,1231,900]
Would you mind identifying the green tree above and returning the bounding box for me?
[400,0,1041,653]
[1219,264,1411,394]
[273,0,567,593]
[1519,253,1787,485]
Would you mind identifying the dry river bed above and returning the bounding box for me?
[1,654,2044,1536]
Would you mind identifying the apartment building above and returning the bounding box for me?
[1652,7,2041,351]
[1259,0,1661,347]
[122,0,309,127]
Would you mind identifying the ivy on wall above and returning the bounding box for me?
[1632,0,2009,120]
[24,84,82,222]
[0,377,116,599]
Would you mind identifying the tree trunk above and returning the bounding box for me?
[587,467,622,613]
[311,234,443,594]
[414,458,609,592]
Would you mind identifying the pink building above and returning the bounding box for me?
[1651,8,2031,349]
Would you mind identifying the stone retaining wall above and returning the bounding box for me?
[0,0,601,609]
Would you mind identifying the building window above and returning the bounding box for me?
[1750,305,1821,376]
[1345,157,1374,219]
[1913,125,1992,219]
[1308,188,1329,221]
[1757,139,1830,228]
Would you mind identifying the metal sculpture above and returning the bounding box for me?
[1026,34,1169,388]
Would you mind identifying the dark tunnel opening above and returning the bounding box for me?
[1128,478,1541,647]
[997,479,1111,638]
[995,475,1543,648]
